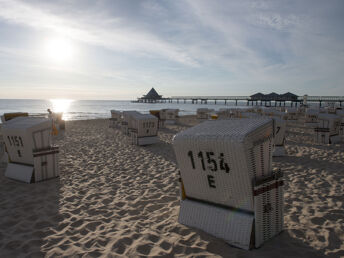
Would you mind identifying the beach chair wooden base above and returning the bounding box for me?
[130,131,158,145]
[178,198,254,250]
[5,147,59,183]
[5,163,34,183]
[178,171,284,250]
[273,146,286,157]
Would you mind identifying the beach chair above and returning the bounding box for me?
[160,109,179,124]
[197,108,215,120]
[122,111,140,135]
[110,110,122,129]
[304,109,319,128]
[285,108,298,120]
[216,108,234,119]
[173,118,283,249]
[128,113,159,145]
[149,110,165,129]
[314,114,341,144]
[2,117,59,183]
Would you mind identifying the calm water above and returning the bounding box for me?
[0,99,254,122]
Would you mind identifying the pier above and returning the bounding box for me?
[165,96,344,107]
[134,89,344,107]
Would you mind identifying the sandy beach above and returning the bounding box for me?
[0,116,343,257]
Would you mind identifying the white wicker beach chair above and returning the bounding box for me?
[197,108,215,120]
[122,111,140,135]
[216,108,235,119]
[285,108,298,120]
[304,109,319,128]
[173,118,283,249]
[2,117,59,183]
[315,113,341,144]
[128,113,158,145]
[110,110,122,129]
[160,109,179,124]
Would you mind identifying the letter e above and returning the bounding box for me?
[207,175,216,188]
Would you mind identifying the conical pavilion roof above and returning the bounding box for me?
[143,88,162,99]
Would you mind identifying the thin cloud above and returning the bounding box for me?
[0,0,198,66]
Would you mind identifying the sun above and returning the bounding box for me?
[44,37,74,63]
[50,99,73,113]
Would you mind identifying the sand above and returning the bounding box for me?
[0,116,343,257]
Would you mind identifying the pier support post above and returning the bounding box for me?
[235,100,238,106]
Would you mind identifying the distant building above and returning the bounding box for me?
[266,92,280,101]
[250,92,298,101]
[280,92,298,101]
[136,88,166,103]
[250,92,265,101]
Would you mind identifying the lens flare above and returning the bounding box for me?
[50,99,73,120]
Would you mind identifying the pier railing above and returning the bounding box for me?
[170,96,344,102]
[170,96,249,100]
[165,95,344,107]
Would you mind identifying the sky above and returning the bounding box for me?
[0,0,343,100]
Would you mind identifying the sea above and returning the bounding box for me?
[0,99,256,122]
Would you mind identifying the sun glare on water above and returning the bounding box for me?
[50,99,73,119]
[44,37,74,63]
